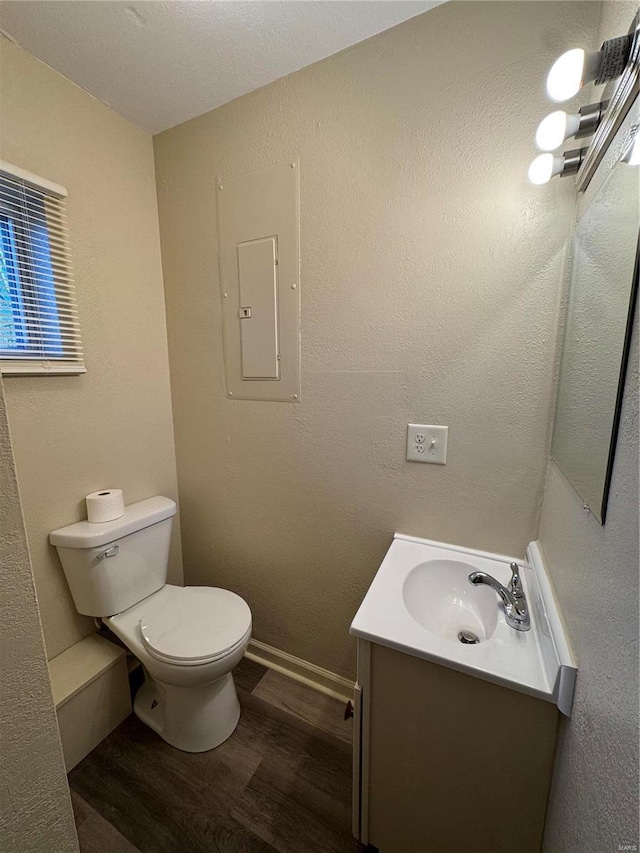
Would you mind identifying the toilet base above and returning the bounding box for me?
[134,670,241,752]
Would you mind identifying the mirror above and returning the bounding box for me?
[551,115,639,523]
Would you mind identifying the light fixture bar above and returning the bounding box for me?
[595,34,633,85]
[575,101,609,138]
[559,148,587,177]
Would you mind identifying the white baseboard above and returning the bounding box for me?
[245,639,355,704]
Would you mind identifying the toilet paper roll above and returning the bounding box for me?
[86,489,125,523]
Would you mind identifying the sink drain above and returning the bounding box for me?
[458,630,480,644]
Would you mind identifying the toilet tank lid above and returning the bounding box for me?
[50,496,176,548]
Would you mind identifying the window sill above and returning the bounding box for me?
[1,361,86,376]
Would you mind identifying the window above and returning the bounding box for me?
[0,162,84,374]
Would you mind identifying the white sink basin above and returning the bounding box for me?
[403,559,498,643]
[350,534,577,713]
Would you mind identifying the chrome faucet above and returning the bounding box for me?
[468,562,531,632]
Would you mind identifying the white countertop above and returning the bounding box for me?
[350,533,576,711]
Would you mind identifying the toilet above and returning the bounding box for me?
[50,496,252,753]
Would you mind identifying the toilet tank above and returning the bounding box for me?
[50,496,176,617]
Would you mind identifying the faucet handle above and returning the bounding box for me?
[509,561,526,599]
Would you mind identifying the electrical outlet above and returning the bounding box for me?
[407,424,448,464]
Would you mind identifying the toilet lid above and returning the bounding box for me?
[139,586,251,665]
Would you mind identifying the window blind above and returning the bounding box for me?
[0,160,85,375]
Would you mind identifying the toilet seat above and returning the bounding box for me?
[138,586,252,667]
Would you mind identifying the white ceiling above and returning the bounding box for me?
[0,1,444,135]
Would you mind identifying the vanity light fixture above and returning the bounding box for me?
[535,102,608,151]
[531,12,640,187]
[546,34,633,102]
[528,148,588,185]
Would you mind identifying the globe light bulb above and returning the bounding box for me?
[546,36,632,104]
[535,111,583,151]
[546,49,586,102]
[536,112,568,150]
[528,153,561,185]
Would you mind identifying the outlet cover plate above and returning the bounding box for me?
[407,424,448,464]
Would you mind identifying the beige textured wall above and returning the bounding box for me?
[0,38,183,659]
[0,375,79,853]
[540,4,639,851]
[154,1,597,677]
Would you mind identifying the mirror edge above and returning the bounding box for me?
[599,232,640,523]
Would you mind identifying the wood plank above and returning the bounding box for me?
[252,668,353,743]
[234,656,269,693]
[70,789,140,853]
[231,688,358,851]
[69,715,268,852]
[233,764,361,853]
[68,665,362,853]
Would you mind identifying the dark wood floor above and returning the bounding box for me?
[69,658,364,853]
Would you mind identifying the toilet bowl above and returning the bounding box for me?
[50,496,252,753]
[106,585,251,751]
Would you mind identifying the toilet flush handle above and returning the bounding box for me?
[97,545,119,560]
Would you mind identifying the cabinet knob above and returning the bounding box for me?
[344,699,354,721]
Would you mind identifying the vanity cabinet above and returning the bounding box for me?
[353,639,559,853]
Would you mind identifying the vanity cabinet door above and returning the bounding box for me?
[366,643,558,853]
